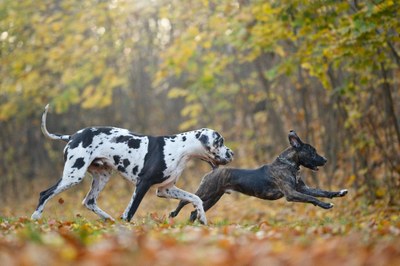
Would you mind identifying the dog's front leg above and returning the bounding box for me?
[283,188,334,209]
[121,180,152,222]
[296,178,348,198]
[157,186,207,225]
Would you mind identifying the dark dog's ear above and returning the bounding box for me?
[288,130,303,149]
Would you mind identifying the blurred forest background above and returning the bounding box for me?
[0,0,399,205]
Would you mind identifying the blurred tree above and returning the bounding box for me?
[0,0,129,119]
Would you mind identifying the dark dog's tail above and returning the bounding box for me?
[41,104,70,142]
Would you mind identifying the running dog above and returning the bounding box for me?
[31,105,234,224]
[170,130,347,222]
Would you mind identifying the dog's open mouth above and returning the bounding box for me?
[201,158,218,170]
[311,166,319,171]
[208,161,218,170]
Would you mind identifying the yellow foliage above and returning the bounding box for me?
[0,102,18,121]
[375,187,386,199]
[167,88,189,99]
[181,103,202,118]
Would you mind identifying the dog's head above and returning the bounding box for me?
[196,129,234,169]
[288,130,327,171]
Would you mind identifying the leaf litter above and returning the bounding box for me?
[1,189,399,265]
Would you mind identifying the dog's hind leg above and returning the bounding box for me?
[83,167,113,220]
[169,200,190,218]
[31,177,84,220]
[296,178,348,198]
[31,160,90,220]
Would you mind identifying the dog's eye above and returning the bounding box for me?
[219,138,224,146]
[215,138,224,147]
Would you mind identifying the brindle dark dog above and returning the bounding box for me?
[170,130,348,222]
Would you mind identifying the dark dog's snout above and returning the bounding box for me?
[316,156,327,167]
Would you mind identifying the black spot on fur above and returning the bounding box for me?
[69,127,113,149]
[72,158,85,169]
[213,131,221,140]
[182,136,187,141]
[132,165,139,175]
[113,155,121,165]
[87,198,95,205]
[123,159,130,167]
[195,131,201,139]
[118,165,126,173]
[137,136,168,184]
[199,134,209,145]
[128,139,141,149]
[114,135,141,149]
[115,135,130,143]
[64,148,69,162]
[37,179,62,207]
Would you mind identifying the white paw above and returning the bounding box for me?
[339,189,348,196]
[120,213,129,221]
[197,212,207,225]
[101,214,115,222]
[31,212,42,220]
[328,203,334,208]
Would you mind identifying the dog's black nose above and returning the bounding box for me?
[226,150,234,159]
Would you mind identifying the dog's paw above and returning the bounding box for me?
[103,217,115,223]
[31,212,42,220]
[197,212,208,225]
[169,211,178,218]
[338,189,348,197]
[321,203,334,209]
[120,213,130,222]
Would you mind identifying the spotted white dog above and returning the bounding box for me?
[31,105,234,224]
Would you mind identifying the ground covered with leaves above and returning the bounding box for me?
[1,179,400,266]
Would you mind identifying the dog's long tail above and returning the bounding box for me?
[41,104,70,142]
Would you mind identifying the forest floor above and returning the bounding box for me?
[1,175,400,266]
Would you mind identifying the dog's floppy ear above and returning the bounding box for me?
[288,130,303,149]
[197,133,209,146]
